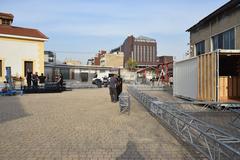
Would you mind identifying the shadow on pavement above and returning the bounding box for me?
[116,141,145,160]
[0,96,30,123]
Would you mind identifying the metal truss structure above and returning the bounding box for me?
[230,110,240,129]
[128,85,240,160]
[119,92,130,115]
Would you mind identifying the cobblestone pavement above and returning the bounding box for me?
[0,88,202,160]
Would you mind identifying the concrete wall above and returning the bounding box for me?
[0,37,45,82]
[190,8,240,57]
[120,69,137,81]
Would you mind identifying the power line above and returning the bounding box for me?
[50,50,97,55]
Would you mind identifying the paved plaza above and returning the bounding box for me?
[0,88,201,160]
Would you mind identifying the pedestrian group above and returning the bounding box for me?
[26,69,63,88]
[109,74,122,103]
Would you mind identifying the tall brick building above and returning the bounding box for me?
[113,35,157,67]
[92,50,106,65]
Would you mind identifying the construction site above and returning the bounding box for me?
[1,0,240,160]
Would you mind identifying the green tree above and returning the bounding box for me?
[127,59,138,71]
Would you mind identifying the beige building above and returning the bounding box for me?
[64,59,81,66]
[0,12,48,82]
[100,52,124,68]
[187,0,240,57]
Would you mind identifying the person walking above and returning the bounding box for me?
[109,75,118,103]
[116,76,123,101]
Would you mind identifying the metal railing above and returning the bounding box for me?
[119,92,130,114]
[128,85,240,160]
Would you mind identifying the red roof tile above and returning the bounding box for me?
[0,25,48,40]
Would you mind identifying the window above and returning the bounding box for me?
[140,46,143,62]
[2,19,10,25]
[150,46,152,62]
[153,46,156,61]
[196,41,205,55]
[212,28,235,50]
[137,45,140,62]
[134,45,137,61]
[0,60,2,77]
[143,46,146,62]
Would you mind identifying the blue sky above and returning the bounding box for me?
[1,0,229,64]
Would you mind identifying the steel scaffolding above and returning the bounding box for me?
[128,85,240,160]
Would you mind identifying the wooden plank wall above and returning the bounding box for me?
[219,76,228,101]
[228,76,240,98]
[198,53,217,101]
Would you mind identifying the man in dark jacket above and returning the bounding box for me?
[109,75,118,103]
[116,76,123,101]
[26,69,32,88]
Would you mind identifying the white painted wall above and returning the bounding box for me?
[0,39,39,77]
[121,69,137,81]
[173,57,198,100]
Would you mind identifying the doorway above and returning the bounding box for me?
[80,73,88,82]
[24,61,33,76]
[219,54,240,101]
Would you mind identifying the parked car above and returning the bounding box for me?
[102,77,109,87]
[92,78,102,88]
[92,78,102,84]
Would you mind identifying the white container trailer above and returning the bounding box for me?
[173,57,198,100]
[174,50,240,102]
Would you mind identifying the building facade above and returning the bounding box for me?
[44,51,56,64]
[0,12,13,25]
[156,56,173,77]
[156,56,173,64]
[100,51,124,68]
[45,63,112,82]
[87,58,94,65]
[175,0,240,102]
[92,50,107,66]
[187,0,240,57]
[116,35,157,67]
[0,12,48,82]
[64,59,81,66]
